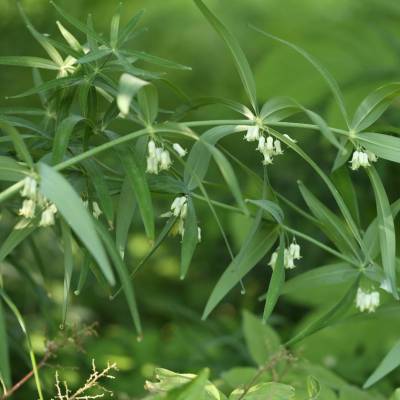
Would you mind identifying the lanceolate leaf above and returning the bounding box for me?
[117,147,154,239]
[116,176,137,258]
[39,163,115,285]
[357,132,400,163]
[298,181,360,260]
[184,125,247,191]
[351,83,400,132]
[181,197,198,279]
[286,276,360,346]
[193,0,258,112]
[283,263,358,294]
[260,97,299,123]
[364,340,400,388]
[0,120,34,168]
[0,225,36,263]
[118,9,145,45]
[263,233,285,323]
[202,218,279,320]
[60,220,73,328]
[138,84,159,125]
[246,199,284,224]
[0,156,27,182]
[205,144,248,214]
[95,221,142,336]
[0,301,11,388]
[52,115,84,165]
[0,56,58,70]
[367,167,397,298]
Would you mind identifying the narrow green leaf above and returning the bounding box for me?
[252,26,349,127]
[286,276,360,346]
[246,199,284,224]
[351,83,400,132]
[0,156,27,182]
[117,148,154,239]
[263,233,285,323]
[60,220,73,328]
[260,97,299,123]
[77,48,113,64]
[194,0,258,112]
[363,340,400,388]
[0,226,36,263]
[298,181,359,259]
[205,144,248,214]
[0,301,11,389]
[243,310,281,366]
[0,56,58,70]
[95,221,142,336]
[110,4,121,48]
[127,50,192,71]
[0,120,34,168]
[39,163,115,285]
[202,220,279,320]
[74,250,90,295]
[367,167,397,297]
[0,290,44,400]
[184,125,247,191]
[52,115,84,164]
[116,176,137,258]
[84,161,114,225]
[56,21,82,52]
[118,9,145,45]
[138,84,158,125]
[180,197,198,279]
[358,132,400,163]
[283,263,358,295]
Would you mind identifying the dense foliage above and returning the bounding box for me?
[1,1,400,399]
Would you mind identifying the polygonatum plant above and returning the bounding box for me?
[1,1,400,398]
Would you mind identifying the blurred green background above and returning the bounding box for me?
[2,0,400,398]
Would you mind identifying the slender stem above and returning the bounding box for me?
[185,119,250,127]
[269,121,349,136]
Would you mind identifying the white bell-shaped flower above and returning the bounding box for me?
[244,126,260,142]
[146,155,159,174]
[159,150,172,171]
[92,201,102,219]
[170,196,187,218]
[173,143,187,157]
[274,139,283,155]
[355,288,380,313]
[20,177,37,199]
[268,251,278,270]
[19,199,36,219]
[39,204,57,227]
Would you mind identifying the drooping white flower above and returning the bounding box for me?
[19,199,36,219]
[262,153,274,165]
[265,136,274,151]
[146,155,159,174]
[92,201,102,219]
[289,242,301,259]
[257,136,265,151]
[21,176,37,199]
[148,140,157,156]
[244,125,260,142]
[355,288,380,313]
[268,251,278,270]
[159,150,172,171]
[39,204,57,227]
[170,196,187,218]
[274,139,283,155]
[173,143,187,157]
[350,149,376,171]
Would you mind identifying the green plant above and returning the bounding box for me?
[1,0,400,398]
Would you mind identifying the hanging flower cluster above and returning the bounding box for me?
[268,241,301,270]
[17,176,58,228]
[162,196,201,242]
[355,287,380,313]
[244,125,283,165]
[83,200,103,219]
[350,148,377,171]
[146,140,187,174]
